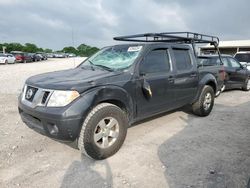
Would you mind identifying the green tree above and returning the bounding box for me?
[77,44,99,57]
[23,43,39,53]
[4,43,24,52]
[44,48,53,53]
[62,46,78,54]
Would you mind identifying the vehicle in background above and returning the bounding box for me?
[46,53,54,58]
[68,53,76,57]
[11,51,25,63]
[198,55,226,97]
[36,52,47,60]
[30,53,42,62]
[0,53,16,64]
[54,53,66,58]
[11,51,32,63]
[200,55,249,92]
[19,32,224,160]
[234,51,250,70]
[24,53,33,63]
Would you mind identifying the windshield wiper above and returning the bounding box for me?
[93,64,114,71]
[87,59,113,71]
[87,59,95,71]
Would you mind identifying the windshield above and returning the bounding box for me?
[235,53,250,62]
[0,53,6,57]
[80,45,143,70]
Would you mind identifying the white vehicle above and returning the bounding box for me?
[234,51,250,70]
[0,53,16,64]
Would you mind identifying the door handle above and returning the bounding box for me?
[168,76,175,83]
[190,73,197,77]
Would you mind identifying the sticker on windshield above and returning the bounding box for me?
[127,46,142,52]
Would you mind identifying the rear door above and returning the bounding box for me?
[136,47,175,117]
[171,47,199,106]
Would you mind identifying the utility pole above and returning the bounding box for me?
[2,46,6,54]
[71,27,76,67]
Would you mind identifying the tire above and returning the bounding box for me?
[23,60,27,63]
[78,103,128,160]
[5,60,8,64]
[242,77,250,91]
[192,85,214,117]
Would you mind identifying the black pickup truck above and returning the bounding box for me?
[18,32,224,159]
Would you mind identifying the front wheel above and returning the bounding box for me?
[78,103,128,160]
[192,85,214,117]
[242,78,250,91]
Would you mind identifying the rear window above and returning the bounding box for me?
[173,49,192,71]
[235,53,250,62]
[198,57,225,66]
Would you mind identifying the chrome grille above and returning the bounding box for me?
[22,85,53,108]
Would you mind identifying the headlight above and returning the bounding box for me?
[47,90,80,107]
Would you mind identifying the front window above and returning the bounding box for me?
[80,45,143,70]
[140,49,170,74]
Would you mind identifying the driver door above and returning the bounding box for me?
[136,48,175,118]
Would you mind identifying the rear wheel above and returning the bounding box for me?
[242,78,250,91]
[192,85,214,116]
[78,103,128,160]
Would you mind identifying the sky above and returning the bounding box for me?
[0,0,249,50]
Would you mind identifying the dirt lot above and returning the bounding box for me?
[0,58,249,188]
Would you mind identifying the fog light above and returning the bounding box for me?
[47,123,59,135]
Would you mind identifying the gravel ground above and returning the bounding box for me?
[0,58,249,188]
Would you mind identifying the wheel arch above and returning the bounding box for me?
[82,85,134,123]
[193,74,218,103]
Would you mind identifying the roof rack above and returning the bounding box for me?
[113,32,219,46]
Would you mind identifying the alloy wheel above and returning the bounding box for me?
[94,117,119,149]
[203,92,212,110]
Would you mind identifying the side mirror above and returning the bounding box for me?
[142,79,152,99]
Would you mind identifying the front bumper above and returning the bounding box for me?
[18,95,86,141]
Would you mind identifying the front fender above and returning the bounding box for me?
[81,85,134,121]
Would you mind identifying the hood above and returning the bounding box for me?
[26,67,124,93]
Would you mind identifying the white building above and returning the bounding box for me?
[200,40,250,55]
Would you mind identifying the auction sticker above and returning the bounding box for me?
[128,46,142,52]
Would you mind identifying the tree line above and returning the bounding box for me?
[0,43,99,57]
